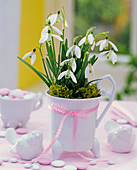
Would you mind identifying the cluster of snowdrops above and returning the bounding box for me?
[18,8,118,99]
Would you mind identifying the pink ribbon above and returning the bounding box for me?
[18,103,99,164]
[49,103,99,149]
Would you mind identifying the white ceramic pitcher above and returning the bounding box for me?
[46,74,116,160]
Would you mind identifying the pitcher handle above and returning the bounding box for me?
[96,74,116,127]
[33,92,43,111]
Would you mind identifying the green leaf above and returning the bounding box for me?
[61,44,66,62]
[90,55,98,65]
[45,58,57,78]
[17,57,51,87]
[78,53,89,83]
[84,78,102,87]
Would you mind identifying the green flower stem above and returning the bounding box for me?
[62,29,65,42]
[39,43,50,82]
[51,37,56,60]
[94,31,109,39]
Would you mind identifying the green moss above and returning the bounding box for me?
[75,84,101,98]
[49,84,101,99]
[49,85,73,98]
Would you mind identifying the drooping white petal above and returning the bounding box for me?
[78,36,86,46]
[91,41,95,51]
[70,71,77,83]
[48,14,58,25]
[58,70,68,80]
[85,65,89,78]
[60,16,68,27]
[96,40,104,46]
[85,64,95,80]
[65,20,68,27]
[39,33,49,43]
[72,58,76,72]
[88,34,94,45]
[60,59,71,66]
[97,51,109,58]
[51,34,63,41]
[41,26,50,35]
[110,50,117,64]
[31,53,36,65]
[74,45,81,58]
[52,26,62,35]
[23,51,32,60]
[100,39,107,51]
[109,41,118,51]
[66,46,74,56]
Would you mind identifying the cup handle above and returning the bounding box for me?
[96,74,116,127]
[33,92,43,111]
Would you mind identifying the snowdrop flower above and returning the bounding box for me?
[60,58,76,72]
[48,11,68,27]
[85,63,95,80]
[78,33,94,46]
[41,25,62,36]
[96,38,118,51]
[58,69,77,83]
[39,30,63,43]
[23,49,36,65]
[91,41,96,51]
[66,45,81,59]
[97,50,117,64]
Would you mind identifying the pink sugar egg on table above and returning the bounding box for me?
[0,88,10,96]
[38,158,51,165]
[16,128,28,135]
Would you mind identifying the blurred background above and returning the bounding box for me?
[0,0,137,100]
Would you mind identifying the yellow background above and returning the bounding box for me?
[18,0,44,89]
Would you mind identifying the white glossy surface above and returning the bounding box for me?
[6,129,44,161]
[0,92,43,129]
[105,120,136,153]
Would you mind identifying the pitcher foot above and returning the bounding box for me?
[52,140,64,160]
[90,138,100,158]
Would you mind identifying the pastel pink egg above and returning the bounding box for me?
[23,91,30,95]
[12,92,24,99]
[38,158,51,165]
[9,96,15,100]
[76,163,87,170]
[16,128,28,135]
[0,88,10,96]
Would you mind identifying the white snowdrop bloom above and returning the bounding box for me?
[78,33,94,46]
[48,13,68,27]
[91,41,96,51]
[66,45,81,59]
[39,31,63,43]
[85,63,95,80]
[41,25,62,36]
[60,58,76,72]
[23,49,36,65]
[58,70,77,83]
[97,50,118,64]
[96,39,118,51]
